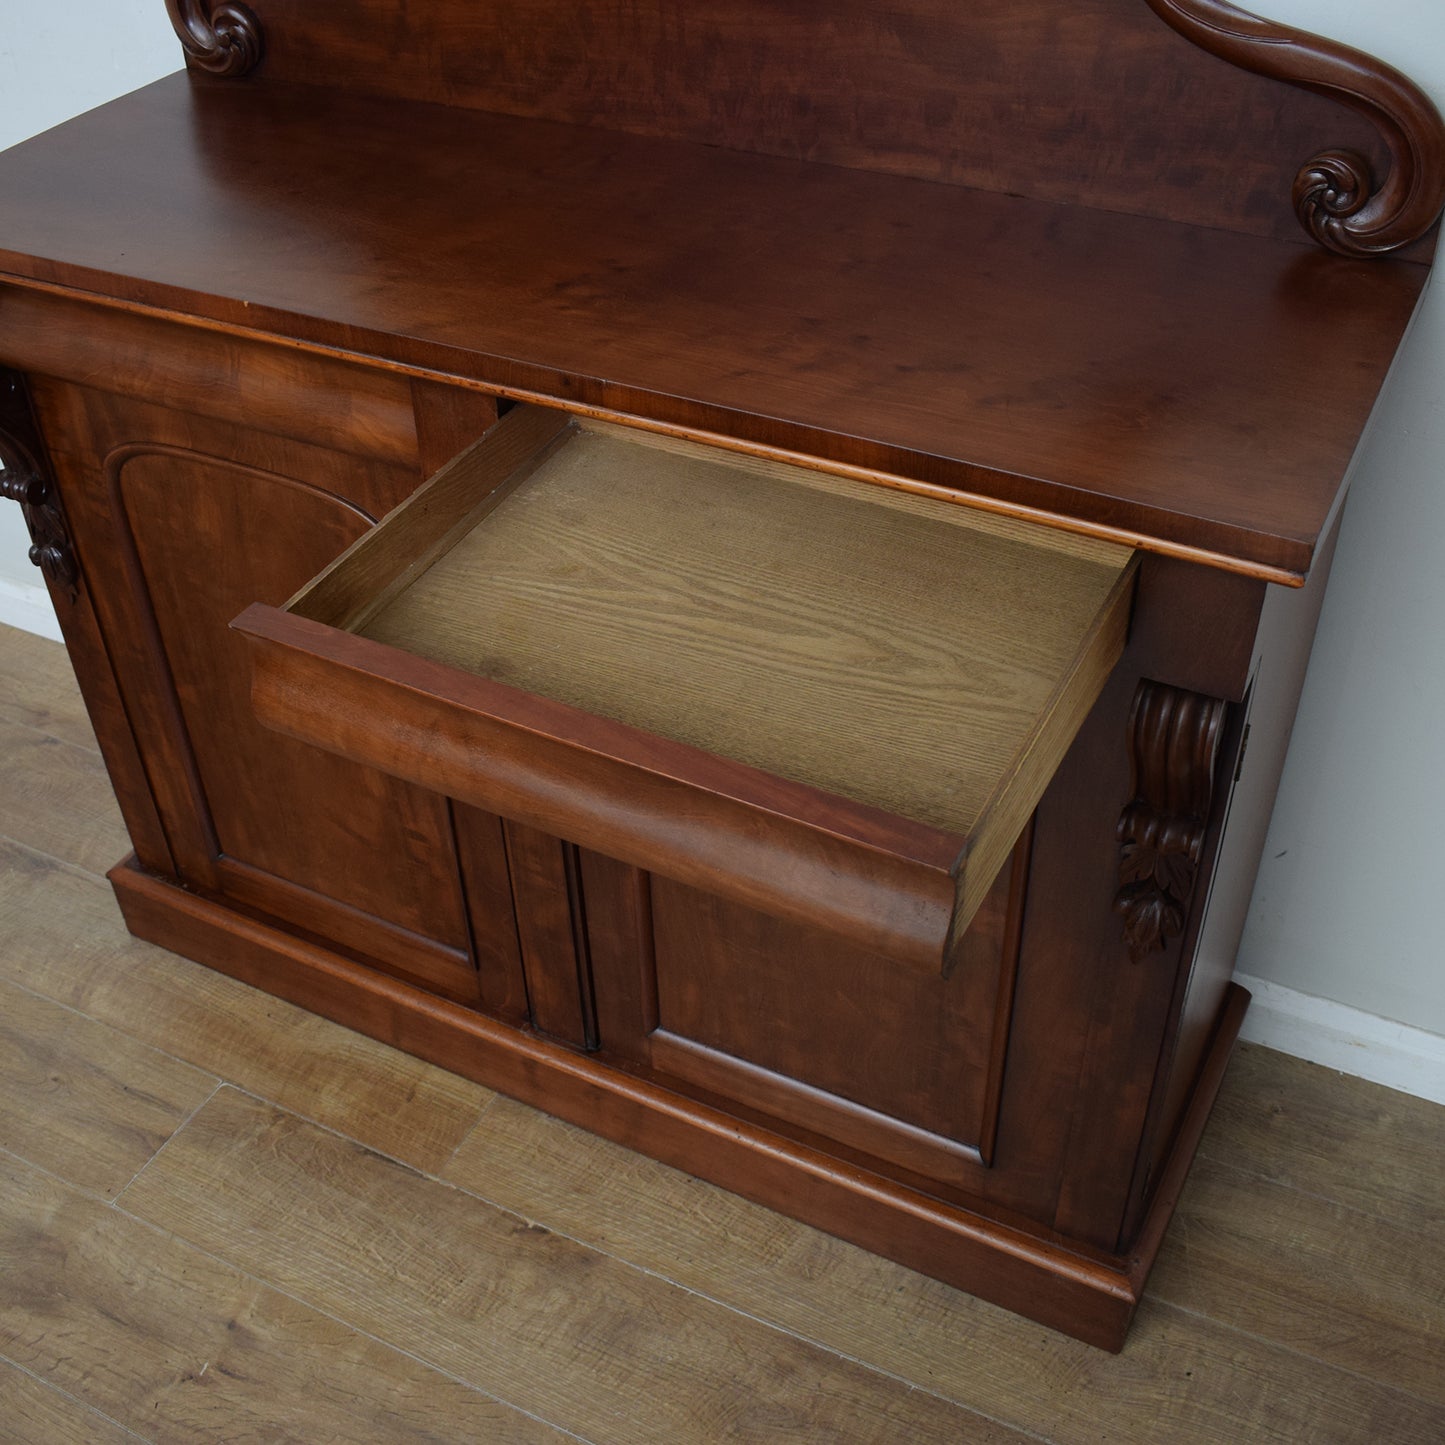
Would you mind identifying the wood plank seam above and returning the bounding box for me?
[0,708,103,758]
[0,1349,153,1445]
[4,829,1442,1435]
[0,1144,585,1444]
[1153,1295,1445,1417]
[434,1094,503,1182]
[1194,1152,1438,1237]
[0,830,110,886]
[104,1088,1024,1441]
[105,1079,225,1205]
[433,1110,1445,1428]
[426,1154,1059,1424]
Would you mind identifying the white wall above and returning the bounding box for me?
[1224,0,1445,1056]
[1,2,1443,1084]
[0,0,179,637]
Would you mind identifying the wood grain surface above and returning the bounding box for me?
[1202,1043,1445,1240]
[0,622,97,749]
[445,1092,1445,1444]
[3,629,1443,1440]
[120,1088,1035,1444]
[0,76,1427,577]
[1148,1155,1445,1404]
[0,976,214,1199]
[0,717,131,876]
[0,285,419,467]
[30,378,486,993]
[292,403,570,632]
[172,0,1397,247]
[362,421,1134,840]
[0,840,494,1176]
[0,1358,138,1445]
[0,1156,568,1444]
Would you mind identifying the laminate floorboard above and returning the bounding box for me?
[0,974,216,1198]
[0,714,129,876]
[119,1088,1032,1444]
[1202,1042,1445,1238]
[445,1094,1444,1445]
[0,621,97,750]
[0,1355,143,1445]
[0,837,494,1174]
[1147,1156,1445,1405]
[0,1154,571,1444]
[2,624,1443,1443]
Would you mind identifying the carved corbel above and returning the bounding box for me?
[165,0,264,78]
[1143,0,1445,257]
[0,371,80,603]
[1115,680,1227,962]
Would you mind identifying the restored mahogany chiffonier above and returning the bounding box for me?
[2,0,1442,1349]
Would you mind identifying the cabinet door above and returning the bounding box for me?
[580,836,1029,1193]
[31,374,496,1004]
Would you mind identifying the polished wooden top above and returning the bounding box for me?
[0,73,1430,580]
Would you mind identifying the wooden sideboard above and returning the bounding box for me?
[2,0,1442,1350]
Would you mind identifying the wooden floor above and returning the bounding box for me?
[2,618,1442,1444]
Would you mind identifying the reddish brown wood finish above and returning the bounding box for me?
[596,828,1030,1184]
[107,851,1253,1351]
[1145,0,1445,256]
[222,0,1427,251]
[3,0,1439,1353]
[24,377,480,996]
[165,0,263,76]
[0,284,419,467]
[0,76,1430,578]
[235,606,968,974]
[502,821,598,1051]
[408,380,500,479]
[452,803,529,1024]
[0,371,78,601]
[647,875,1010,1151]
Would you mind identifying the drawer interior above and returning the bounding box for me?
[357,421,1130,836]
[241,403,1137,970]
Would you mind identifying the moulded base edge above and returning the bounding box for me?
[108,856,1248,1352]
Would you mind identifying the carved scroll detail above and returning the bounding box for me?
[165,0,263,78]
[0,372,79,602]
[1115,681,1227,962]
[1144,0,1445,256]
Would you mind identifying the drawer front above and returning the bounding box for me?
[234,403,1137,978]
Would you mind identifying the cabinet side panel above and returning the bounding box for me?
[1034,565,1264,1250]
[1122,513,1343,1240]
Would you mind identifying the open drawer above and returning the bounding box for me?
[233,403,1138,975]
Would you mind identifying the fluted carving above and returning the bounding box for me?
[1144,0,1445,256]
[165,0,264,78]
[1115,681,1227,962]
[0,371,79,602]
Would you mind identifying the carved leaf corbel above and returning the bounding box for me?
[0,371,80,603]
[165,0,264,78]
[1115,680,1227,962]
[1143,0,1445,256]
